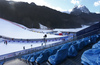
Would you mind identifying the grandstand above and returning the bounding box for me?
[76,22,100,39]
[1,22,100,65]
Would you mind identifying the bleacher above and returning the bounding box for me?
[18,33,100,65]
[20,45,62,65]
[81,35,100,65]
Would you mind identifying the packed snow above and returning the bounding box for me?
[28,28,53,33]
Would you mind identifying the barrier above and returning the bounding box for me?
[1,35,70,44]
[0,40,64,61]
[0,53,15,60]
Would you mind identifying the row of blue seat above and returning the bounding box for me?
[81,35,100,65]
[81,34,100,65]
[48,34,100,65]
[21,44,62,64]
[21,34,100,65]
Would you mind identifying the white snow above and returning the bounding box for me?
[0,18,62,39]
[29,28,53,33]
[39,23,48,30]
[53,25,89,32]
[78,5,90,14]
[13,22,28,29]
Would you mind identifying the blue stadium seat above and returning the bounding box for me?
[81,49,100,65]
[78,41,85,50]
[68,44,78,57]
[50,45,62,55]
[83,37,91,46]
[90,35,97,44]
[72,41,79,51]
[92,41,100,49]
[29,51,42,63]
[35,45,62,64]
[0,61,4,65]
[27,54,34,62]
[48,43,71,65]
[36,49,50,64]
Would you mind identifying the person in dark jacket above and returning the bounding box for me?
[23,46,25,50]
[43,34,47,47]
[4,41,7,45]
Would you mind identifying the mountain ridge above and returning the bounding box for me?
[71,5,90,15]
[0,1,100,29]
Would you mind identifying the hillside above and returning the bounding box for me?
[0,0,100,28]
[0,18,62,39]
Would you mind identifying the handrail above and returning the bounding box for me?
[71,28,100,42]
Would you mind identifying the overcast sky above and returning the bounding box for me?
[8,0,100,13]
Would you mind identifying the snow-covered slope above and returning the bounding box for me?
[0,18,62,39]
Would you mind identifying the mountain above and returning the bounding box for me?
[71,5,90,15]
[0,1,82,28]
[63,11,71,14]
[0,1,100,29]
[70,5,100,25]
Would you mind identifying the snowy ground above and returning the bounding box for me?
[0,41,61,55]
[0,18,88,56]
